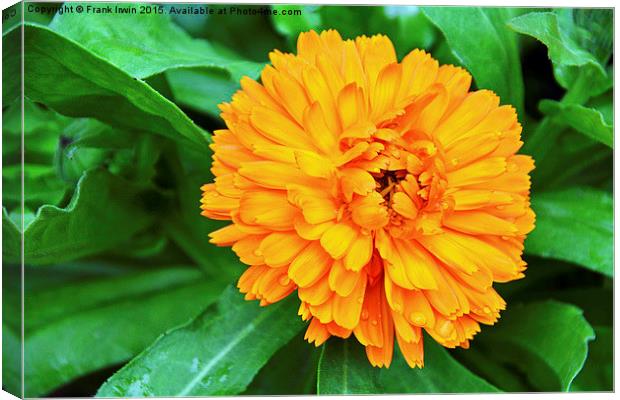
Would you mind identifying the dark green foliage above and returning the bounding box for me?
[2,4,612,397]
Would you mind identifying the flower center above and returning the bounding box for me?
[375,170,407,200]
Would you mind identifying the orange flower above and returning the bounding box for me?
[201,30,535,368]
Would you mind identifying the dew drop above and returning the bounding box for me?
[393,303,403,313]
[254,249,263,256]
[279,275,290,286]
[371,319,378,326]
[361,309,369,320]
[437,320,454,337]
[483,306,491,314]
[410,312,427,326]
[357,296,364,304]
[450,158,459,166]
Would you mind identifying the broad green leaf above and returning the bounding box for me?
[422,7,524,116]
[23,266,224,397]
[96,287,305,397]
[317,337,498,394]
[166,68,241,117]
[475,301,594,391]
[571,326,612,391]
[15,169,153,265]
[508,11,610,98]
[526,187,613,276]
[25,267,206,330]
[539,99,613,147]
[49,3,262,81]
[245,331,321,395]
[3,23,209,149]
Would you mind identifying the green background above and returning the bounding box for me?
[2,3,613,396]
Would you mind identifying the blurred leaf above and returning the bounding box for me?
[96,287,305,396]
[451,346,530,392]
[3,164,68,208]
[2,323,21,396]
[14,169,153,265]
[162,145,244,280]
[529,126,611,190]
[539,100,613,147]
[4,23,209,149]
[181,5,285,62]
[383,6,438,53]
[49,3,262,81]
[475,301,594,391]
[317,337,498,394]
[422,7,524,116]
[271,5,321,46]
[166,68,243,118]
[526,187,613,276]
[244,331,321,395]
[508,11,610,99]
[25,267,205,330]
[2,207,21,261]
[273,6,438,59]
[571,326,612,391]
[23,266,224,397]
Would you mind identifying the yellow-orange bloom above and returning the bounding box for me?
[201,30,535,368]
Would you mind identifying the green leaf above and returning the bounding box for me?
[571,326,612,391]
[3,164,68,208]
[244,331,321,395]
[23,266,224,397]
[173,4,285,62]
[526,187,613,276]
[166,68,242,117]
[161,144,244,280]
[272,6,438,60]
[508,11,610,98]
[16,169,153,265]
[528,126,611,190]
[317,337,498,394]
[475,301,594,391]
[2,323,21,397]
[271,5,322,44]
[539,99,613,147]
[2,207,21,261]
[49,3,262,81]
[4,23,209,149]
[422,7,524,116]
[96,287,305,397]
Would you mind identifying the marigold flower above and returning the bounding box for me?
[201,29,535,368]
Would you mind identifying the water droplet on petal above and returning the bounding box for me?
[483,306,491,314]
[361,309,369,320]
[437,320,454,337]
[279,275,290,286]
[371,319,378,326]
[357,296,364,304]
[393,303,403,313]
[410,312,426,326]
